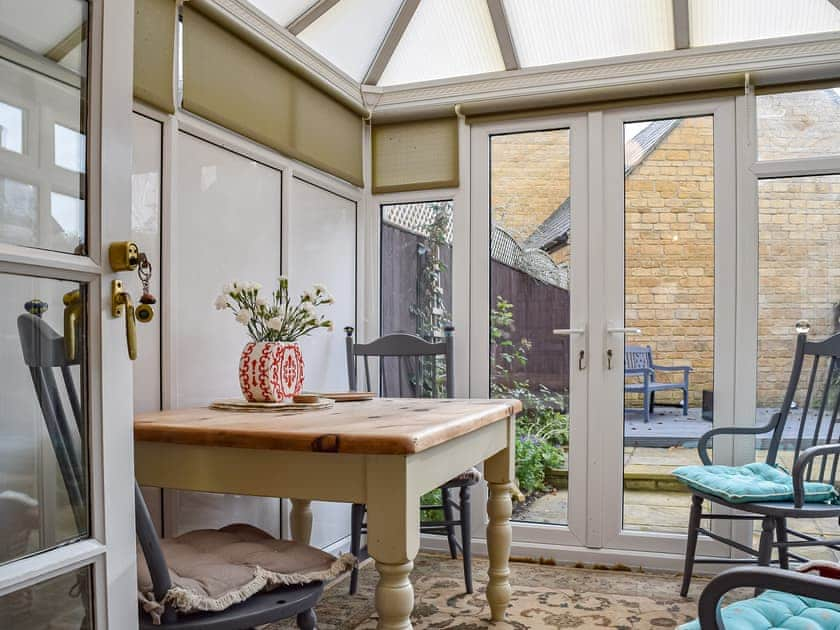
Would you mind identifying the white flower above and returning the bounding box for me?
[222,283,234,295]
[214,295,229,310]
[235,308,253,325]
[313,283,328,295]
[301,291,313,303]
[255,296,268,308]
[321,320,334,332]
[267,316,284,331]
[322,294,335,305]
[301,302,316,315]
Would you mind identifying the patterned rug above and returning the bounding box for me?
[267,553,708,629]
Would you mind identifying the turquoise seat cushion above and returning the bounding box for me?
[672,463,838,504]
[679,590,840,630]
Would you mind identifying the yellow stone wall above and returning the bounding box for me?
[491,90,840,408]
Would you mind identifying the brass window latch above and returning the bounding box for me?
[108,241,157,360]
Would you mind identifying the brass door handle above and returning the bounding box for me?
[62,290,82,361]
[112,280,137,360]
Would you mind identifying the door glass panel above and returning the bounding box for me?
[0,565,92,629]
[0,0,88,254]
[0,273,88,564]
[756,174,840,560]
[622,116,714,533]
[0,101,24,154]
[489,129,571,525]
[757,87,840,161]
[380,201,453,396]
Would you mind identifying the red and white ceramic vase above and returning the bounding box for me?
[238,341,305,402]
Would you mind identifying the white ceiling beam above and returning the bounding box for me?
[487,0,519,70]
[672,0,690,49]
[287,0,340,35]
[363,0,421,86]
[45,23,87,63]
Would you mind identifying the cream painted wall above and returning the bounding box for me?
[284,176,357,550]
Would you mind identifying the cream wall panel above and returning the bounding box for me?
[285,176,356,549]
[169,131,283,537]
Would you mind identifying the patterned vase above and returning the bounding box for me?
[238,341,305,402]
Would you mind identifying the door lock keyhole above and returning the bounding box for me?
[607,349,613,369]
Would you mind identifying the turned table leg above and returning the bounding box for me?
[290,499,313,544]
[484,415,515,622]
[366,457,419,630]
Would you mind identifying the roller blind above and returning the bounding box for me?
[133,0,176,114]
[182,6,364,187]
[372,118,459,194]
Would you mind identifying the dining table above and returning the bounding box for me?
[134,397,521,630]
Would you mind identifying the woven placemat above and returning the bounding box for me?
[209,397,334,413]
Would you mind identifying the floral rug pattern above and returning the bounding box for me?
[268,553,707,629]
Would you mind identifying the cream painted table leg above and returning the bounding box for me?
[366,457,419,630]
[484,415,515,622]
[290,499,313,544]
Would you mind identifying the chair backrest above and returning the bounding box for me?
[625,345,652,371]
[17,313,86,533]
[18,313,175,622]
[765,331,840,482]
[345,326,454,398]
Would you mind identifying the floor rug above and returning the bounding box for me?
[268,553,707,629]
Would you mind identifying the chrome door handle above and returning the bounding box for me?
[607,327,641,334]
[553,328,585,335]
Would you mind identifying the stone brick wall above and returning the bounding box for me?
[624,116,715,407]
[491,129,570,243]
[490,89,840,409]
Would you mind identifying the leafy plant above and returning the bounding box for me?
[410,203,452,396]
[490,296,570,493]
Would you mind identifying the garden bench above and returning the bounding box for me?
[624,345,691,423]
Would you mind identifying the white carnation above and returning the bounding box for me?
[255,297,268,308]
[214,295,229,310]
[235,308,253,325]
[313,283,328,294]
[267,316,284,331]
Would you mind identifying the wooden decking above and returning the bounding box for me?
[624,406,832,448]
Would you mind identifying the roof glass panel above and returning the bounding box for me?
[378,0,504,86]
[504,0,674,68]
[298,0,402,81]
[689,0,840,47]
[245,0,318,28]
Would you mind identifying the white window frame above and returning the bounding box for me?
[0,0,139,627]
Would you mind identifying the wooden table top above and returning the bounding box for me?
[134,398,522,455]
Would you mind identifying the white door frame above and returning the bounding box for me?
[0,0,138,627]
[600,97,737,555]
[469,113,589,549]
[466,98,741,562]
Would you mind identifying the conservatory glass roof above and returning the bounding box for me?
[243,0,840,87]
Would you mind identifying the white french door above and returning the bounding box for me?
[600,98,737,555]
[0,1,137,627]
[469,98,740,561]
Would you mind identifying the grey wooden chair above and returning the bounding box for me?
[680,329,840,597]
[624,345,692,422]
[18,311,323,629]
[344,325,478,595]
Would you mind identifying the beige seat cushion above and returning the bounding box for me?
[137,524,353,621]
